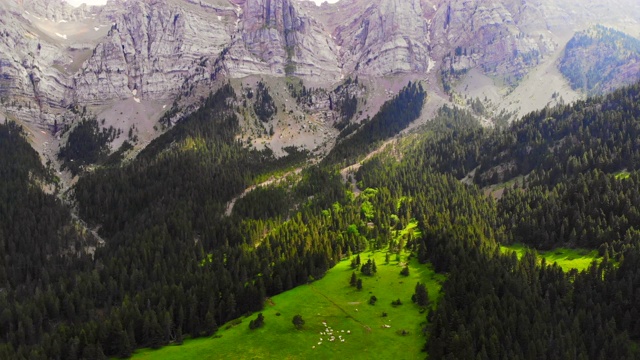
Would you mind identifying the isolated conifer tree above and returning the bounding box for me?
[292,315,305,330]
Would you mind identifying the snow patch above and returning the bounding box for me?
[133,97,140,103]
[58,20,68,23]
[94,27,100,31]
[55,33,68,40]
[427,57,435,73]
[163,105,167,109]
[132,89,137,96]
[217,16,222,21]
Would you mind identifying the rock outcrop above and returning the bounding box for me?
[1,0,639,125]
[429,0,556,82]
[225,0,341,83]
[73,0,236,104]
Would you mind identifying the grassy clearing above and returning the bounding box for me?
[395,219,422,241]
[500,243,601,272]
[132,251,444,360]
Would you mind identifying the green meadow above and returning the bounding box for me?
[132,251,445,360]
[500,243,601,272]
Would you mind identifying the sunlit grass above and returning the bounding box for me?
[132,250,444,360]
[614,170,631,180]
[500,243,601,272]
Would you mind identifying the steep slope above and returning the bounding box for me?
[73,0,237,104]
[0,0,108,120]
[304,0,433,77]
[226,0,341,83]
[1,0,640,167]
[560,25,640,95]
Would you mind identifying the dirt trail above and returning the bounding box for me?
[339,138,398,196]
[224,167,304,216]
[226,136,400,216]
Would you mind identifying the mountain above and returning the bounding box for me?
[0,0,639,204]
[2,0,639,130]
[560,25,640,95]
[5,1,640,359]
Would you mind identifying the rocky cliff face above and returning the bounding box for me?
[431,0,557,82]
[302,0,435,77]
[334,0,432,76]
[225,0,341,82]
[1,0,343,117]
[1,1,77,120]
[1,0,639,126]
[73,0,237,104]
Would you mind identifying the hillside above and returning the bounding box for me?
[133,250,444,360]
[3,0,640,358]
[5,77,640,358]
[560,25,640,95]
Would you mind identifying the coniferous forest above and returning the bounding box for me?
[3,81,640,359]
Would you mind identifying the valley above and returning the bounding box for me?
[2,0,640,359]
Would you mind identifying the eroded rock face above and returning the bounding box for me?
[0,0,76,120]
[336,0,432,76]
[430,0,557,81]
[1,0,639,124]
[73,0,236,104]
[1,0,343,117]
[226,0,341,82]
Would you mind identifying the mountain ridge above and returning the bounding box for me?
[1,0,640,171]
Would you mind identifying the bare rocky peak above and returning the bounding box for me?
[1,0,639,127]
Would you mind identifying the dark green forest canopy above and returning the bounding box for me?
[0,122,81,287]
[357,84,640,359]
[0,121,98,358]
[408,83,640,188]
[4,81,640,359]
[57,117,117,175]
[322,81,426,167]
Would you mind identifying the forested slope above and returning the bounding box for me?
[4,81,640,359]
[0,82,448,359]
[410,83,640,188]
[373,82,640,359]
[560,25,640,95]
[0,121,98,358]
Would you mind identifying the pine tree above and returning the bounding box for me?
[412,282,429,307]
[292,315,305,330]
